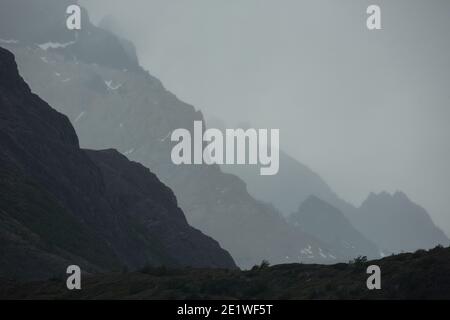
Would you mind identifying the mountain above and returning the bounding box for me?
[0,2,346,267]
[206,119,341,218]
[2,246,450,299]
[222,148,341,217]
[0,0,74,44]
[289,196,380,259]
[0,47,236,280]
[0,0,139,72]
[353,191,450,253]
[220,127,448,256]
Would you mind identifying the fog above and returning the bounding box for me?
[81,0,450,235]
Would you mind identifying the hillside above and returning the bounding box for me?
[0,46,235,281]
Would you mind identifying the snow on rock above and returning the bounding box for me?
[38,41,75,50]
[318,248,327,259]
[0,39,19,44]
[105,80,123,90]
[300,245,315,258]
[74,111,86,123]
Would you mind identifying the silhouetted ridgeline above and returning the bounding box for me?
[1,246,449,299]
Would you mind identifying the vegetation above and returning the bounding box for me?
[1,246,450,300]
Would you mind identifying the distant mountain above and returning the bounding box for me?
[220,132,449,256]
[0,2,348,268]
[0,0,74,44]
[0,47,236,280]
[353,191,450,253]
[0,0,140,72]
[289,196,380,259]
[222,148,340,217]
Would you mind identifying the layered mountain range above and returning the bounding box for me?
[289,196,380,258]
[0,46,235,280]
[221,125,449,255]
[354,191,450,253]
[225,152,450,254]
[0,0,350,268]
[1,0,448,274]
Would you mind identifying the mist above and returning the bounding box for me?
[80,0,450,235]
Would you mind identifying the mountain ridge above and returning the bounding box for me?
[0,46,236,280]
[353,191,450,253]
[290,196,380,259]
[0,2,348,268]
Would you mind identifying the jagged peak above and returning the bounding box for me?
[364,190,412,205]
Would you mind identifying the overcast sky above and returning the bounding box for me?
[81,0,450,235]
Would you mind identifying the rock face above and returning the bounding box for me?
[0,2,346,267]
[0,47,236,280]
[354,192,449,253]
[289,196,380,259]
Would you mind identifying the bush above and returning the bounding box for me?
[259,260,271,269]
[349,256,368,265]
[250,260,271,271]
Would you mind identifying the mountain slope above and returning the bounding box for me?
[289,196,380,259]
[0,3,346,267]
[222,149,340,217]
[0,46,236,280]
[354,192,449,253]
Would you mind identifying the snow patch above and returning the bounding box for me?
[74,111,86,123]
[38,41,75,50]
[124,148,135,155]
[300,245,314,258]
[105,80,122,90]
[0,39,19,44]
[301,245,313,255]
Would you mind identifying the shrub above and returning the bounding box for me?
[250,260,271,271]
[349,256,368,265]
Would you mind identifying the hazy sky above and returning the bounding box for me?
[81,0,450,235]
